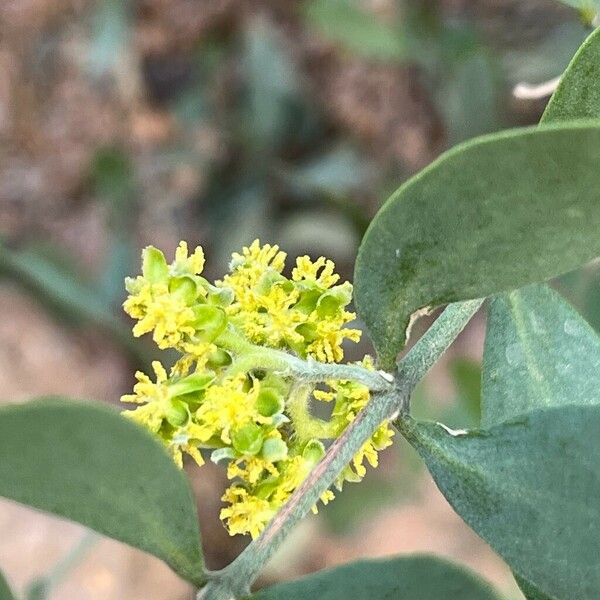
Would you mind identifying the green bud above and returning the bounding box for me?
[142,246,168,283]
[261,438,288,462]
[295,322,318,342]
[169,275,198,303]
[231,423,264,455]
[206,285,234,307]
[256,388,285,417]
[316,283,352,317]
[293,288,321,314]
[256,271,293,295]
[206,348,232,369]
[302,439,326,466]
[192,304,227,341]
[165,399,189,427]
[254,477,280,500]
[169,371,215,397]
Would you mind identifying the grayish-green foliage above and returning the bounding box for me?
[482,284,600,427]
[516,575,554,600]
[542,26,600,123]
[482,26,600,598]
[397,406,600,600]
[249,555,501,600]
[0,398,204,586]
[355,121,600,367]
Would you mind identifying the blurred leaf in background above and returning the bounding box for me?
[304,0,406,61]
[87,0,131,78]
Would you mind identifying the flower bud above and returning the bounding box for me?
[169,371,215,397]
[169,275,198,303]
[165,399,189,427]
[261,438,288,462]
[192,304,227,341]
[302,439,326,466]
[231,423,264,455]
[141,246,168,283]
[256,388,284,417]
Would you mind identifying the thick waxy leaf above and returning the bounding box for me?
[483,25,600,424]
[355,121,600,367]
[397,405,600,600]
[482,24,600,598]
[516,575,553,600]
[0,570,13,600]
[249,555,501,600]
[482,285,600,427]
[542,26,600,123]
[0,399,204,586]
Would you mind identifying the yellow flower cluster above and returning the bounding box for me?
[219,240,360,361]
[121,240,393,538]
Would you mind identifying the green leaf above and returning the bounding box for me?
[0,398,204,586]
[87,0,130,78]
[249,554,502,599]
[397,405,600,600]
[482,24,600,424]
[0,569,14,600]
[516,575,554,600]
[354,121,600,367]
[304,0,405,62]
[244,17,298,151]
[542,26,600,123]
[482,285,600,427]
[480,27,600,597]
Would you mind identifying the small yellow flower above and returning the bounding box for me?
[227,455,279,485]
[124,279,197,349]
[121,361,172,432]
[193,375,269,445]
[173,241,205,275]
[292,255,339,288]
[220,487,275,539]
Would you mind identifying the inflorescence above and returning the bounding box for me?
[121,240,394,538]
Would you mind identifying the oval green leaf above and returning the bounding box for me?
[482,23,600,424]
[354,121,600,367]
[482,284,600,427]
[397,405,600,599]
[542,24,600,126]
[516,575,554,600]
[0,398,204,586]
[249,554,502,600]
[482,26,600,596]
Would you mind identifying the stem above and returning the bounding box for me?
[217,328,393,391]
[26,531,99,599]
[396,298,485,390]
[198,299,483,599]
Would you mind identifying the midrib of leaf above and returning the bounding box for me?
[507,291,552,402]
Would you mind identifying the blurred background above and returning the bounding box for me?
[1,0,600,598]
